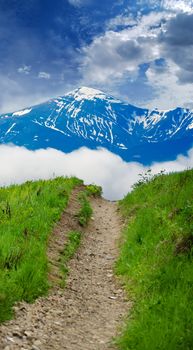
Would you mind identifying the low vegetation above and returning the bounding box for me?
[0,177,82,322]
[59,231,82,288]
[77,191,93,227]
[116,169,193,349]
[85,184,102,197]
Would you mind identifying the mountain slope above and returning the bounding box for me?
[0,86,193,164]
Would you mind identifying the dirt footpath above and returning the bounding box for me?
[0,197,129,350]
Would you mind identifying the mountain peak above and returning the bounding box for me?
[1,87,193,166]
[66,86,107,101]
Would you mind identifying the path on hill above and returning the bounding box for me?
[0,194,129,350]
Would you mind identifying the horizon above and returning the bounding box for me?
[0,0,193,199]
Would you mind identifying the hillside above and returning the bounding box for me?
[0,87,193,164]
[0,177,84,322]
[0,171,192,349]
[0,177,125,350]
[116,169,193,349]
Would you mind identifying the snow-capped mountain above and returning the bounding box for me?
[0,86,193,164]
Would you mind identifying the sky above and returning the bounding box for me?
[1,0,193,112]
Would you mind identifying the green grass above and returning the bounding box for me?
[116,169,193,350]
[77,191,93,227]
[0,176,82,322]
[59,231,82,287]
[85,184,102,197]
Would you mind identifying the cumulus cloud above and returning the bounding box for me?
[80,12,164,85]
[146,60,193,108]
[162,0,193,13]
[139,0,193,12]
[78,6,193,109]
[160,13,193,82]
[0,145,192,200]
[142,11,193,108]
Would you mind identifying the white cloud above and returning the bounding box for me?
[38,71,51,80]
[80,8,193,109]
[162,0,193,13]
[146,60,193,109]
[0,145,192,200]
[80,12,165,85]
[17,65,31,75]
[107,14,137,30]
[137,0,193,12]
[68,0,90,7]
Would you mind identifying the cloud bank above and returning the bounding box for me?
[0,145,193,200]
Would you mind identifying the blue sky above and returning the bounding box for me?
[1,0,193,112]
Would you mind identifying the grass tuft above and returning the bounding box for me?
[77,191,93,227]
[85,184,102,197]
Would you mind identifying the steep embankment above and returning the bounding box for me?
[0,180,128,350]
[116,169,193,350]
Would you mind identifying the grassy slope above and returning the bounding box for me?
[0,176,82,322]
[116,169,193,350]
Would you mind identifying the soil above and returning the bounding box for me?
[0,191,130,350]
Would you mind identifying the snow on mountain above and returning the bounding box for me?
[13,109,32,117]
[0,87,193,164]
[66,86,108,101]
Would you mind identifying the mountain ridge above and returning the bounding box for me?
[0,86,193,164]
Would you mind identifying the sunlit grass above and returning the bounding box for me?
[0,176,82,322]
[116,169,193,350]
